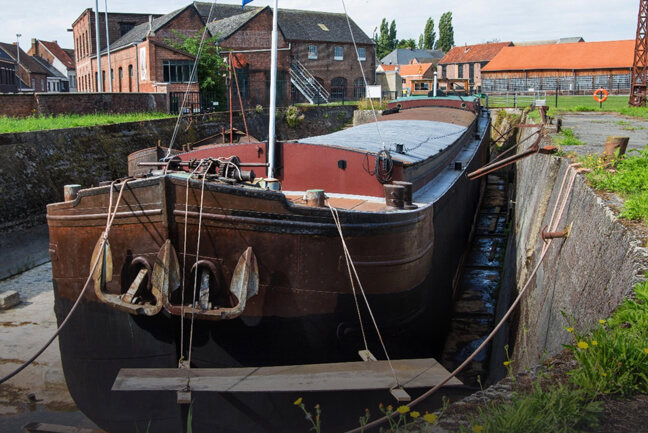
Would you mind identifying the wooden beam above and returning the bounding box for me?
[22,422,103,433]
[113,358,461,393]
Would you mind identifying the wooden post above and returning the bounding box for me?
[603,136,629,157]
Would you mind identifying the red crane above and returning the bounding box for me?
[630,0,648,107]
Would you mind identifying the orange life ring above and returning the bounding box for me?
[593,88,608,103]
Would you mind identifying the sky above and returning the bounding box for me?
[1,0,640,52]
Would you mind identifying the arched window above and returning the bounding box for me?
[331,77,347,101]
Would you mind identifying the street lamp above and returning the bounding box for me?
[16,33,21,92]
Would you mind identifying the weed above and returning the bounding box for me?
[284,106,305,128]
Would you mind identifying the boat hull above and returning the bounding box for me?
[47,103,490,432]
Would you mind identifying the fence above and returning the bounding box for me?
[483,92,548,109]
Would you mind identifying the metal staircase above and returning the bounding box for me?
[290,59,329,104]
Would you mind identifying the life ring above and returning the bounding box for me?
[593,88,608,103]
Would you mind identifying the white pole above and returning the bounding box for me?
[104,0,112,92]
[94,0,103,92]
[16,34,21,92]
[433,70,437,97]
[267,0,279,179]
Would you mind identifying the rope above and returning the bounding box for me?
[343,162,582,433]
[180,160,208,365]
[166,0,219,159]
[327,203,401,388]
[0,180,130,385]
[340,0,385,151]
[187,160,214,371]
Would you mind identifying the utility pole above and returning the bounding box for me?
[630,0,648,107]
[104,0,112,92]
[16,34,21,92]
[95,0,103,92]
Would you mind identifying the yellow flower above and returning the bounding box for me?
[423,413,438,424]
[397,406,410,414]
[599,319,606,324]
[378,402,383,408]
[602,372,608,377]
[577,341,589,350]
[643,348,648,355]
[387,405,393,412]
[410,411,420,419]
[293,397,302,406]
[473,425,484,433]
[592,340,598,346]
[503,360,511,366]
[566,327,574,333]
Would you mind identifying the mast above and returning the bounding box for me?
[267,0,279,178]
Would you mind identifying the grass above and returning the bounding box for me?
[552,128,585,146]
[580,145,648,224]
[0,112,174,133]
[457,279,648,433]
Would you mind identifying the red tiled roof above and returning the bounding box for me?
[379,64,398,71]
[439,42,512,64]
[482,40,634,71]
[398,63,433,77]
[39,40,75,69]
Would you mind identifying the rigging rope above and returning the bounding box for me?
[0,180,130,385]
[343,162,584,433]
[166,0,219,159]
[328,203,402,389]
[340,0,385,151]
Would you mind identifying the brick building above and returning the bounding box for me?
[70,1,375,105]
[0,48,18,93]
[0,42,51,92]
[437,42,512,93]
[28,40,77,92]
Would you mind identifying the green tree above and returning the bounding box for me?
[397,39,417,49]
[419,18,436,50]
[167,28,228,103]
[435,12,454,53]
[376,18,398,60]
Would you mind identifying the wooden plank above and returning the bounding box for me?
[113,358,461,393]
[22,422,103,433]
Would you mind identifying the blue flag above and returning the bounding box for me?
[242,0,254,8]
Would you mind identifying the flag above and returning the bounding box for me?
[242,0,254,8]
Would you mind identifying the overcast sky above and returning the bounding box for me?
[1,0,639,52]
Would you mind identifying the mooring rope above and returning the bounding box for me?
[187,160,214,372]
[0,180,130,385]
[343,162,583,433]
[179,160,208,367]
[327,203,402,389]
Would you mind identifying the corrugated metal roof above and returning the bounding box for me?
[380,48,444,65]
[439,41,512,65]
[482,40,634,71]
[297,120,466,164]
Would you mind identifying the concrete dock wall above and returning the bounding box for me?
[506,126,648,369]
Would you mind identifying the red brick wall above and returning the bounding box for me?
[0,93,167,118]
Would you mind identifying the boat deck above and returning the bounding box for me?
[284,193,387,212]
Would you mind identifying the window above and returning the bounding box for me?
[331,77,347,100]
[353,77,365,98]
[414,82,429,91]
[334,46,343,61]
[120,22,136,36]
[163,60,197,83]
[308,45,318,60]
[357,48,366,61]
[458,64,464,79]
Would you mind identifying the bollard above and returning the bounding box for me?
[304,189,326,207]
[383,184,405,210]
[603,136,629,158]
[64,184,82,201]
